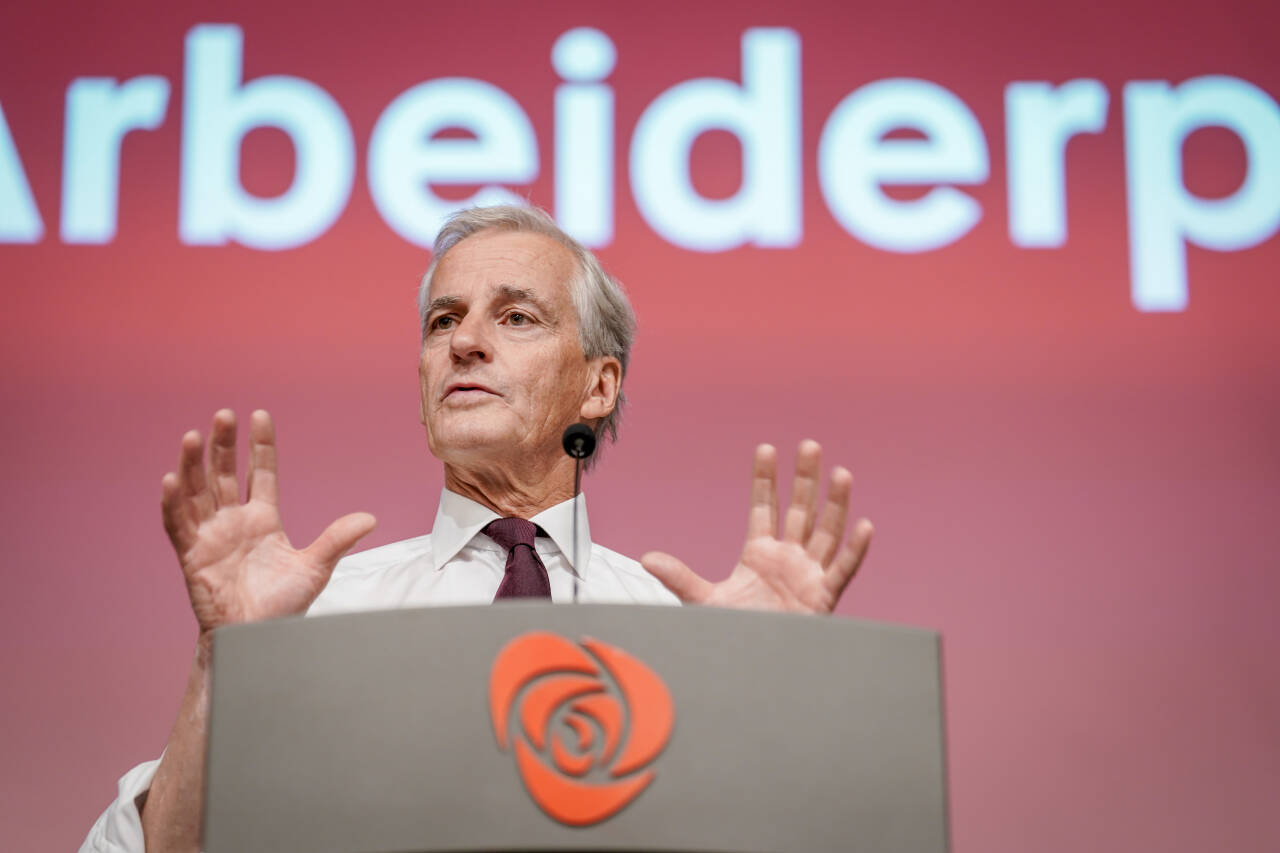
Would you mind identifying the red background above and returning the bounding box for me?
[2,1,1277,850]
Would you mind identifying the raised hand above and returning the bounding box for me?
[641,440,872,612]
[160,409,376,635]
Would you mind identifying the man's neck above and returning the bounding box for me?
[443,455,578,518]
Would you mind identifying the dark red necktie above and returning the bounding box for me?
[484,518,552,600]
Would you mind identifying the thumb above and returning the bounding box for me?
[640,551,714,604]
[304,512,378,570]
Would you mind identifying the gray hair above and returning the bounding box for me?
[417,204,636,452]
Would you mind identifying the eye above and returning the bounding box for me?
[507,311,529,326]
[428,315,456,332]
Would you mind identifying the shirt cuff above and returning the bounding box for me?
[78,757,160,853]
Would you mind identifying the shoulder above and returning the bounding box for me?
[331,534,432,578]
[309,534,435,616]
[589,541,681,605]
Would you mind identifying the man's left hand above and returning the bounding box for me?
[642,440,873,612]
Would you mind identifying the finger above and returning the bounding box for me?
[246,410,278,505]
[782,440,822,544]
[303,512,378,571]
[160,471,194,554]
[640,551,716,604]
[178,430,215,521]
[806,466,852,566]
[208,409,239,508]
[824,518,873,600]
[746,444,778,540]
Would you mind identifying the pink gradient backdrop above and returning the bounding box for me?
[2,1,1277,850]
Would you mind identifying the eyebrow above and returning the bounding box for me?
[496,284,556,319]
[425,294,461,317]
[423,284,558,325]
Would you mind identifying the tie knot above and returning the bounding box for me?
[483,517,538,552]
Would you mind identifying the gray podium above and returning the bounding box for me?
[205,604,949,852]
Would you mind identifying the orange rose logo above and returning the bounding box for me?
[489,631,675,826]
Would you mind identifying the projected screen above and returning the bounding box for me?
[2,2,1277,851]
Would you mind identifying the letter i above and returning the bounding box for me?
[553,27,616,247]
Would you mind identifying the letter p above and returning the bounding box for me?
[1125,77,1280,311]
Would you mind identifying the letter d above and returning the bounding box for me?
[630,28,801,251]
[179,24,354,250]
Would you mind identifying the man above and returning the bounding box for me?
[80,204,873,853]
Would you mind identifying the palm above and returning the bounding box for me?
[704,539,836,612]
[643,441,872,613]
[162,410,376,635]
[179,504,317,632]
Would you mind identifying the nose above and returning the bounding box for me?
[448,312,491,364]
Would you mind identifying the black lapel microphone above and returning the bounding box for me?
[561,424,597,602]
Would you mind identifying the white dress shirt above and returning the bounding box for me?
[79,490,678,853]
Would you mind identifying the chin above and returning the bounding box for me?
[427,416,522,460]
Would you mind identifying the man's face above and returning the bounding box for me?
[418,229,604,468]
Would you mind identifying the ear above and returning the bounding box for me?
[579,356,622,423]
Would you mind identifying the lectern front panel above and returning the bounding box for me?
[206,604,948,852]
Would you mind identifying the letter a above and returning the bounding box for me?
[0,100,43,243]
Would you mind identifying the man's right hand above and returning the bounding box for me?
[161,409,376,636]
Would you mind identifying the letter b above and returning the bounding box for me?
[179,24,354,250]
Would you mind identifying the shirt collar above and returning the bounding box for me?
[429,488,593,577]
